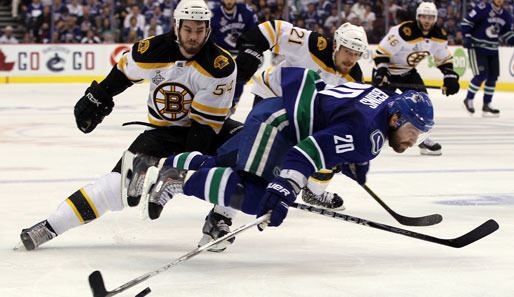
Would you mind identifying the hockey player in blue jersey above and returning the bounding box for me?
[461,0,514,117]
[125,67,434,239]
[210,0,258,109]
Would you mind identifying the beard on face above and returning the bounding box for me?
[387,126,406,153]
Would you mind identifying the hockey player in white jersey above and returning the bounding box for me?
[235,21,368,211]
[19,0,238,251]
[372,1,460,156]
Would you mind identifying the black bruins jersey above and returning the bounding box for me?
[247,20,363,98]
[373,20,453,75]
[117,32,236,132]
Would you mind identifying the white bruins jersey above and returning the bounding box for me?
[117,32,236,133]
[373,21,453,76]
[250,20,363,98]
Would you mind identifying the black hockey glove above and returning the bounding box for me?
[372,67,391,89]
[442,69,460,96]
[340,162,369,185]
[74,80,114,133]
[235,44,263,84]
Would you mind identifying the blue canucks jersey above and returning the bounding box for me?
[461,2,514,54]
[210,3,258,55]
[280,68,392,179]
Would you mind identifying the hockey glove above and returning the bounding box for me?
[442,69,460,96]
[235,44,263,84]
[74,81,114,133]
[340,162,369,185]
[256,176,299,230]
[372,67,391,89]
[462,35,472,49]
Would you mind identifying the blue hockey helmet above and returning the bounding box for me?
[388,90,434,133]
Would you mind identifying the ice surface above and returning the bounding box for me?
[1,83,513,297]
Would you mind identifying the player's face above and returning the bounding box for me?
[333,45,362,75]
[177,20,209,56]
[222,0,236,10]
[418,15,436,32]
[388,122,423,153]
[492,0,504,9]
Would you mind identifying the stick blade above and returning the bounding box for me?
[89,270,110,297]
[398,213,443,226]
[449,219,499,248]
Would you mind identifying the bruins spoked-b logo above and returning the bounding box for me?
[153,82,194,121]
[406,51,430,66]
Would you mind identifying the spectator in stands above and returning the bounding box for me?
[324,6,341,30]
[102,31,115,43]
[302,2,320,30]
[341,3,352,23]
[316,0,332,20]
[81,28,101,43]
[144,17,163,39]
[52,0,66,22]
[87,0,102,18]
[78,5,96,37]
[67,0,83,18]
[122,15,143,42]
[142,0,158,22]
[32,5,51,40]
[351,0,367,20]
[361,2,376,34]
[60,16,81,43]
[123,4,145,31]
[0,26,19,44]
[160,0,174,19]
[26,0,43,29]
[152,5,169,30]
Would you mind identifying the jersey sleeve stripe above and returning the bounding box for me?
[189,61,214,78]
[191,100,231,115]
[263,67,279,96]
[293,136,325,172]
[262,21,277,47]
[272,20,282,54]
[134,61,174,69]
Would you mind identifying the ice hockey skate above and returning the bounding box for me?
[197,208,235,252]
[19,220,57,251]
[139,165,188,220]
[463,98,475,115]
[301,188,345,210]
[482,103,500,118]
[418,138,442,156]
[121,151,165,207]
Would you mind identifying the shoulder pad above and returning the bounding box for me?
[194,41,236,78]
[431,26,448,41]
[131,33,178,63]
[398,21,423,41]
[308,32,334,69]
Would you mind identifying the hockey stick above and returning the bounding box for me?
[291,203,499,248]
[88,214,270,297]
[361,184,443,226]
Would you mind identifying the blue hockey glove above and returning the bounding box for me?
[256,176,299,230]
[442,70,460,96]
[74,81,114,133]
[462,36,472,49]
[341,162,369,185]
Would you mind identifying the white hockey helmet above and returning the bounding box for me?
[416,2,438,21]
[333,22,368,53]
[173,0,213,37]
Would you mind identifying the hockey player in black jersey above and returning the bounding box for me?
[19,0,239,251]
[235,21,368,211]
[372,1,460,156]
